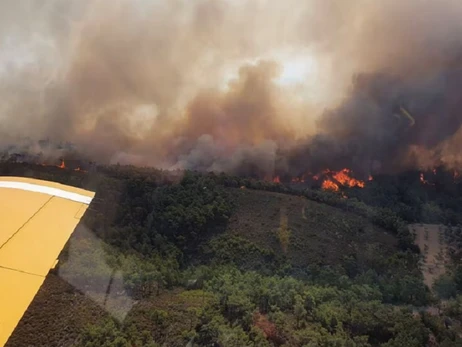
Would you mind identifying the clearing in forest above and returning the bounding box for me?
[410,224,448,288]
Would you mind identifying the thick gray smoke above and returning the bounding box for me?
[2,0,462,177]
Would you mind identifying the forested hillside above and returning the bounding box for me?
[3,162,462,347]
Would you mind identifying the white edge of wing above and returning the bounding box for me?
[0,181,93,205]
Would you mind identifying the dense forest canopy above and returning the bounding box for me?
[3,162,462,346]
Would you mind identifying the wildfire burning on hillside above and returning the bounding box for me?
[272,176,281,183]
[322,180,340,192]
[312,168,366,191]
[417,167,462,186]
[35,159,87,173]
[331,169,365,188]
[2,1,462,178]
[420,173,430,185]
[274,167,367,192]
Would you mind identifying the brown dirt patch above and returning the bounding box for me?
[410,224,448,288]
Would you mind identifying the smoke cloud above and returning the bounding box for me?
[2,0,462,177]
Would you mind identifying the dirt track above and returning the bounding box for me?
[410,224,448,288]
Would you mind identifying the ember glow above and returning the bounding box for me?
[420,173,426,184]
[419,171,435,186]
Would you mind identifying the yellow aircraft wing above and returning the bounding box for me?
[0,176,95,347]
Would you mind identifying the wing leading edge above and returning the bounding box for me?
[0,177,95,347]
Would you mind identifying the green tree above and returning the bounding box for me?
[79,320,129,347]
[453,265,462,292]
[434,274,457,299]
[294,294,307,328]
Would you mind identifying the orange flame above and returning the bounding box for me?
[269,168,367,189]
[420,172,429,185]
[332,168,365,188]
[322,179,339,191]
[313,169,330,181]
[34,160,87,173]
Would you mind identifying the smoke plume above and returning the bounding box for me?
[2,0,462,177]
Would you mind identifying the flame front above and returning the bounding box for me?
[332,169,365,188]
[290,168,367,192]
[322,179,339,191]
[33,159,87,173]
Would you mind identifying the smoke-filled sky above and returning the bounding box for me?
[2,0,462,177]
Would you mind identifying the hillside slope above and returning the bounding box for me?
[3,164,448,347]
[226,188,396,267]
